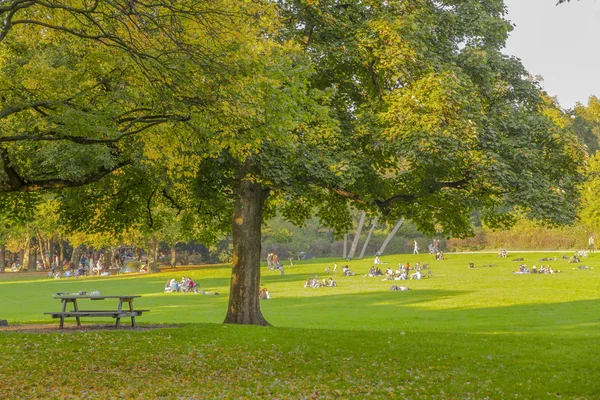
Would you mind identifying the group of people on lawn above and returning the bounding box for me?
[164,276,196,292]
[367,262,425,280]
[514,264,559,275]
[304,276,337,288]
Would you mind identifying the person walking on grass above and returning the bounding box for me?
[413,240,419,255]
[589,235,594,252]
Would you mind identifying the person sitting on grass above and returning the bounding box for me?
[312,276,322,288]
[395,268,407,280]
[304,276,321,288]
[259,287,269,300]
[410,269,421,280]
[514,264,530,274]
[342,265,354,276]
[539,265,547,274]
[327,278,337,287]
[384,267,394,281]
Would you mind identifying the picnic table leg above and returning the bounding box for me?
[73,299,81,327]
[59,299,67,329]
[128,298,136,327]
[115,298,123,328]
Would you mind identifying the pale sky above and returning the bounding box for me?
[503,0,600,109]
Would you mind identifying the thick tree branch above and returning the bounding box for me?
[0,146,25,188]
[326,173,473,213]
[0,158,131,193]
[162,188,183,215]
[0,115,190,145]
[146,187,157,227]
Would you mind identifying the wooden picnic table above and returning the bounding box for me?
[45,295,149,329]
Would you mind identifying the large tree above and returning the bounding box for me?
[0,0,587,327]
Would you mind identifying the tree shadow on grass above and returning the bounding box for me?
[261,291,600,335]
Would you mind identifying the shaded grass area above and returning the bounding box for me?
[0,325,598,399]
[0,252,599,398]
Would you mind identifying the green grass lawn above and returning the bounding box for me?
[0,251,599,399]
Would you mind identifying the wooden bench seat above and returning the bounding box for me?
[44,310,150,328]
[44,310,149,318]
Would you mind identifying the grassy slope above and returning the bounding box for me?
[0,252,599,399]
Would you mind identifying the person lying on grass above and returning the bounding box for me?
[389,285,411,291]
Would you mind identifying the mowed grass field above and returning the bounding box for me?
[0,251,599,399]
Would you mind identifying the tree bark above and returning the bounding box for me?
[359,216,379,259]
[223,178,269,326]
[71,246,81,265]
[49,237,55,268]
[0,244,5,272]
[21,237,31,271]
[377,218,404,256]
[57,240,63,269]
[18,248,24,269]
[343,234,348,259]
[146,239,154,264]
[28,246,37,272]
[170,246,177,267]
[37,234,47,267]
[347,211,366,260]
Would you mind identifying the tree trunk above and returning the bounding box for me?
[223,178,269,326]
[170,246,177,267]
[28,246,37,272]
[49,238,55,268]
[37,234,47,268]
[377,218,404,256]
[18,249,24,269]
[0,244,5,273]
[57,240,64,270]
[146,240,154,264]
[343,234,348,259]
[109,247,115,268]
[154,240,160,264]
[21,237,31,271]
[347,211,366,260]
[71,246,81,265]
[359,216,379,259]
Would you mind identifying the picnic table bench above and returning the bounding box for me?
[45,295,149,329]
